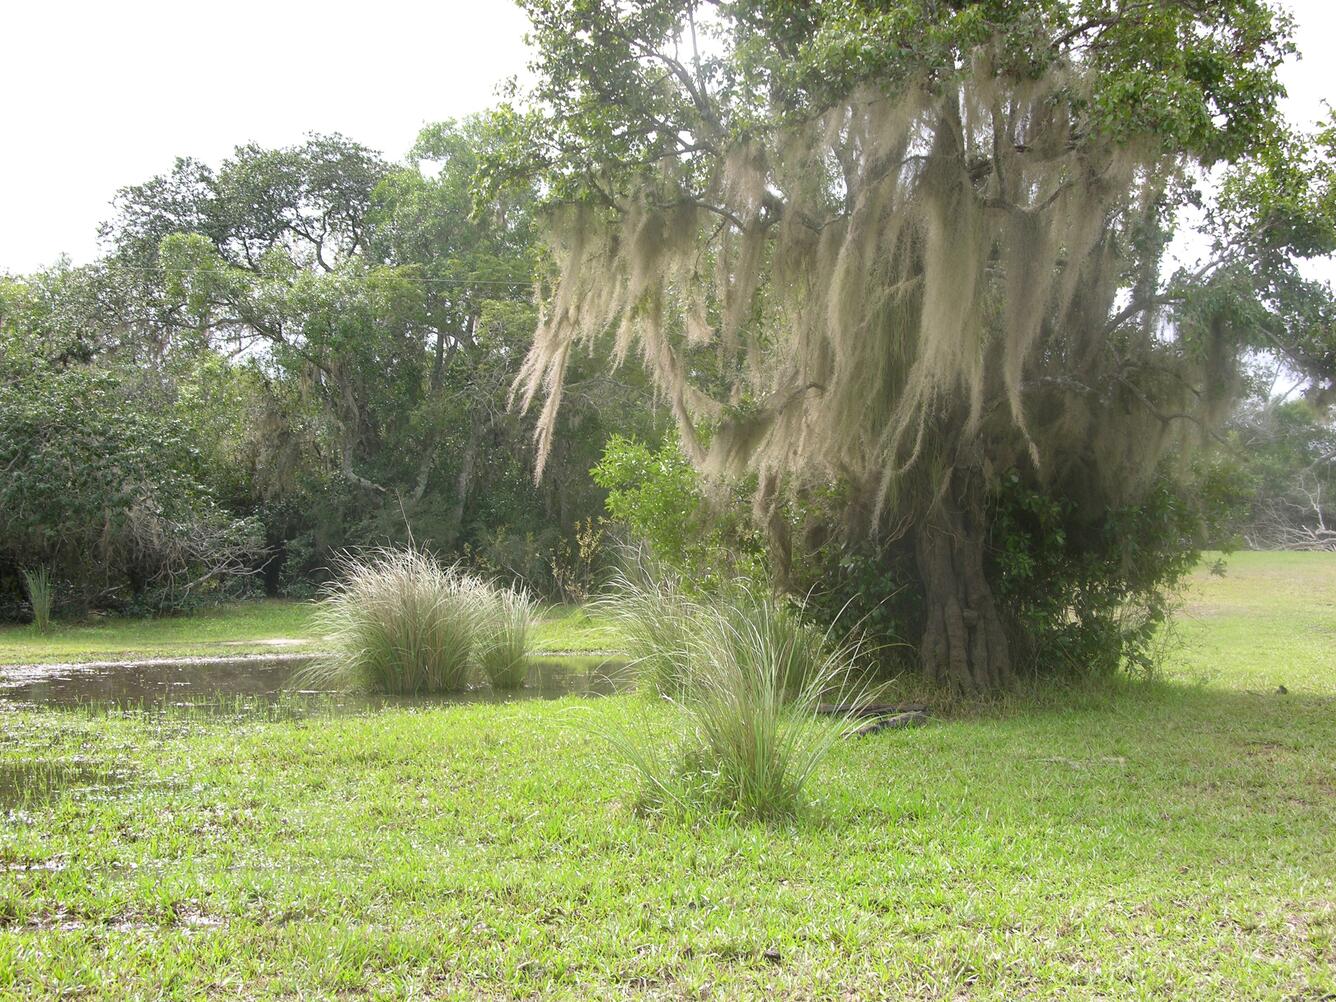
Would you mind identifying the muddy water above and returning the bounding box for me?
[0,655,631,714]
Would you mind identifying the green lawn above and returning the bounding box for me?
[1171,550,1335,692]
[0,600,320,665]
[0,600,618,665]
[0,553,1332,999]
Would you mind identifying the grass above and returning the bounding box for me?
[600,577,868,819]
[477,588,539,689]
[0,599,617,666]
[1172,550,1334,692]
[0,553,1331,997]
[301,549,520,695]
[532,604,624,655]
[0,599,321,665]
[19,568,51,635]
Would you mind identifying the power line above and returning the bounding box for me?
[64,264,537,287]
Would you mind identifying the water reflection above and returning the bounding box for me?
[0,760,137,807]
[0,656,631,715]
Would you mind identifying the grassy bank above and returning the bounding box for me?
[0,554,1332,998]
[0,601,619,666]
[0,600,320,664]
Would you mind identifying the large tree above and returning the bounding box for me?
[495,0,1334,690]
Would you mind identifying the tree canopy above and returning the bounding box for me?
[1,4,1330,692]
[493,0,1335,690]
[1,121,660,613]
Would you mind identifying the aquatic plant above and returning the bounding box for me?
[476,586,538,689]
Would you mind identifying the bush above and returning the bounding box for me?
[985,467,1240,678]
[787,465,1242,683]
[592,434,764,590]
[302,548,534,694]
[599,575,868,821]
[0,367,262,616]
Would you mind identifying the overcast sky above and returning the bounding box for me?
[1,1,1331,275]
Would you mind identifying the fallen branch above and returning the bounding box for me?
[817,701,929,718]
[848,711,931,737]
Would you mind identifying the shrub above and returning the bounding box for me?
[591,434,765,590]
[985,468,1238,678]
[599,576,868,821]
[301,548,534,694]
[549,517,608,604]
[22,566,52,634]
[603,567,841,700]
[0,368,262,616]
[786,465,1240,684]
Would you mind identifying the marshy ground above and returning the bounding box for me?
[0,552,1331,999]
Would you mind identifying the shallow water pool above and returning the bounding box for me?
[0,655,630,714]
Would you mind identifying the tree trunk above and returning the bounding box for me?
[445,413,483,545]
[914,470,1013,693]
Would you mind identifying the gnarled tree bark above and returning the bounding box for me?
[914,469,1013,693]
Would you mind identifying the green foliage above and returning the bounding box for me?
[0,366,262,613]
[796,533,918,669]
[21,567,52,634]
[985,468,1243,678]
[495,0,1293,207]
[592,435,762,588]
[1,118,658,609]
[547,518,608,605]
[593,436,703,565]
[779,466,1247,683]
[597,575,867,820]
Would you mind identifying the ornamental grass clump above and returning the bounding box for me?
[602,577,868,821]
[22,566,53,635]
[476,586,538,689]
[597,569,699,696]
[301,548,533,695]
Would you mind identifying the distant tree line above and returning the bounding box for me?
[0,118,662,617]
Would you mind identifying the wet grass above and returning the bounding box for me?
[0,600,321,665]
[0,553,1331,998]
[0,600,619,666]
[533,604,625,655]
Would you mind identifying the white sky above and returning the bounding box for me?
[0,0,1331,275]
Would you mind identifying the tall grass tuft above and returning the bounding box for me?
[299,549,534,695]
[599,576,869,821]
[597,569,698,696]
[476,586,537,689]
[22,566,53,634]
